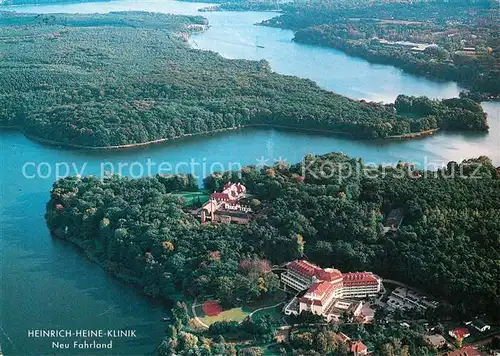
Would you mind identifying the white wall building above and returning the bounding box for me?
[281,260,382,318]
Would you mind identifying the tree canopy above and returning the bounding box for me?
[46,153,500,322]
[0,11,489,147]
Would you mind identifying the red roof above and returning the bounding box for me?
[351,341,368,354]
[299,282,329,306]
[337,333,351,343]
[343,272,378,285]
[223,182,246,194]
[236,183,245,194]
[287,260,325,279]
[300,280,343,306]
[451,328,470,339]
[317,268,343,282]
[211,192,230,200]
[287,260,343,283]
[307,281,335,298]
[441,346,482,356]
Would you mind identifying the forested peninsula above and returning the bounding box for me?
[46,154,500,322]
[0,11,489,148]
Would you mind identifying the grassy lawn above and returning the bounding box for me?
[194,291,289,326]
[251,305,284,321]
[195,305,250,326]
[170,191,210,206]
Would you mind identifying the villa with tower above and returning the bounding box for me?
[199,182,252,224]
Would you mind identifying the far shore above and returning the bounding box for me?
[19,124,352,150]
[1,123,443,151]
[386,128,440,139]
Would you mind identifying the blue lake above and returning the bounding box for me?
[0,0,499,354]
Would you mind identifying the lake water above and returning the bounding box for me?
[0,0,499,354]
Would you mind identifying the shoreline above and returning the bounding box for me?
[386,128,440,139]
[8,123,443,150]
[289,37,500,100]
[20,124,352,150]
[50,229,181,306]
[0,12,486,151]
[22,126,244,150]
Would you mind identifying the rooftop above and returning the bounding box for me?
[317,268,343,282]
[343,272,379,285]
[450,328,470,339]
[210,192,232,200]
[305,281,333,299]
[337,332,350,343]
[287,260,325,279]
[287,260,343,283]
[424,334,446,347]
[351,340,368,354]
[324,299,362,318]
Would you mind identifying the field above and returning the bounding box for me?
[195,305,250,326]
[193,291,288,326]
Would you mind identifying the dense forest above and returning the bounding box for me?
[233,0,499,97]
[0,11,489,147]
[46,154,500,326]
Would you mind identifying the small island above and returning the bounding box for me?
[0,11,489,149]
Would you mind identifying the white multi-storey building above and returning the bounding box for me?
[281,260,382,319]
[342,272,381,298]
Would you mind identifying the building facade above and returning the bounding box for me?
[200,182,251,224]
[282,260,382,320]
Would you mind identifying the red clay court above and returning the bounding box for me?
[202,300,222,316]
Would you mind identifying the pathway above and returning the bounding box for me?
[191,298,210,329]
[247,301,286,320]
[382,279,413,288]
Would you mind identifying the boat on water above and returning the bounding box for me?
[257,45,265,48]
[161,317,172,322]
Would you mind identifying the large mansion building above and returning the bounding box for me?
[200,182,252,224]
[282,260,382,321]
